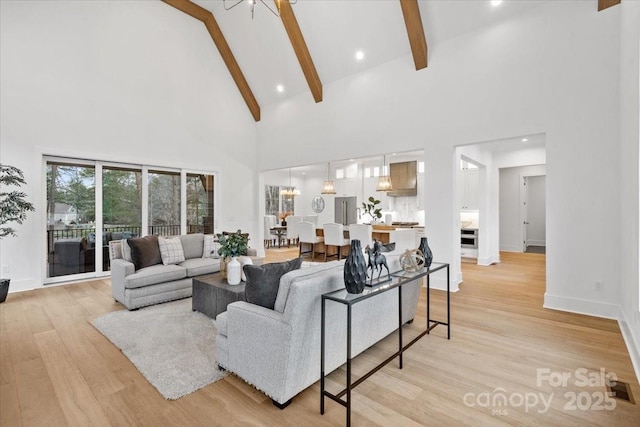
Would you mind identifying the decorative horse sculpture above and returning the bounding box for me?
[364,239,390,284]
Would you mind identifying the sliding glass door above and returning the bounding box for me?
[45,158,216,283]
[187,173,214,234]
[46,161,96,278]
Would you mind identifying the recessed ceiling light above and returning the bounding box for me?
[491,0,503,6]
[521,138,528,142]
[355,50,365,61]
[276,84,284,93]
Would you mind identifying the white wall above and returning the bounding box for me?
[257,2,623,302]
[499,165,547,252]
[0,1,258,291]
[618,0,640,379]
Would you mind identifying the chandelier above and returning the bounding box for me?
[223,0,298,19]
[280,168,300,198]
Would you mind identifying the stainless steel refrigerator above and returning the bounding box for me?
[334,196,357,226]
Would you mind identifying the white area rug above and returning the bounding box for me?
[91,298,226,400]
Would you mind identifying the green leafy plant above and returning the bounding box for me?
[362,196,382,223]
[1,164,35,238]
[216,230,249,258]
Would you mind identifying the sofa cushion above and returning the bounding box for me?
[123,264,187,289]
[243,258,303,310]
[179,257,221,277]
[273,260,343,313]
[158,236,186,265]
[127,235,162,270]
[179,233,204,259]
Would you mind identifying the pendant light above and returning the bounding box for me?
[376,155,393,191]
[321,162,336,194]
[280,168,300,198]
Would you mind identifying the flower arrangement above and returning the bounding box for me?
[278,211,292,222]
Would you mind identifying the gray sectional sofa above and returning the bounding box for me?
[110,233,255,310]
[215,254,421,407]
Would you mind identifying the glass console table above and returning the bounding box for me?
[320,262,450,426]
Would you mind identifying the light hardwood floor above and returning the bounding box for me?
[1,250,638,426]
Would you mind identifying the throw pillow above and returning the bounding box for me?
[127,235,162,270]
[202,234,220,259]
[121,238,133,262]
[243,257,303,310]
[158,236,186,265]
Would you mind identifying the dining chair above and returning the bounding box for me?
[286,215,303,247]
[298,221,324,260]
[348,224,373,251]
[302,215,318,227]
[263,215,277,248]
[323,223,350,261]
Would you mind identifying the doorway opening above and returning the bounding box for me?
[522,175,546,254]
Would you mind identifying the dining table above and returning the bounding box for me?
[270,225,288,248]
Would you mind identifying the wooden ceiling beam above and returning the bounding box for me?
[162,0,260,121]
[277,0,323,103]
[399,0,428,71]
[598,0,621,11]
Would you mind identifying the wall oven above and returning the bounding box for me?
[461,229,478,249]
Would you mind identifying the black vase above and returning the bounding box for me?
[344,240,367,294]
[418,237,433,268]
[0,278,10,303]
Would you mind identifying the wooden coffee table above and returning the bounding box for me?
[192,273,246,320]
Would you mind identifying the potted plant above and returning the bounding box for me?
[0,164,35,303]
[216,230,249,285]
[361,196,382,224]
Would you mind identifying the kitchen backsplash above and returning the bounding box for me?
[460,210,479,229]
[382,196,424,225]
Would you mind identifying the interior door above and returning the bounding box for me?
[523,177,529,252]
[525,176,546,250]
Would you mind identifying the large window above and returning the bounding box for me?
[187,173,215,234]
[148,170,181,236]
[265,185,280,217]
[45,158,216,282]
[264,185,295,219]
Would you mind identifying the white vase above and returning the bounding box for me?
[227,257,241,285]
[239,256,253,282]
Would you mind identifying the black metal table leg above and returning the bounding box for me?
[321,297,326,414]
[446,264,450,340]
[398,286,403,369]
[346,304,352,427]
[426,271,431,334]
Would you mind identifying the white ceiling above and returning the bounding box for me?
[191,0,551,107]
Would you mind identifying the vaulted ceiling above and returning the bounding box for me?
[162,0,619,122]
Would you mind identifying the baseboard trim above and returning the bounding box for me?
[543,293,640,383]
[500,245,522,253]
[428,275,459,292]
[527,240,546,247]
[476,255,500,266]
[543,293,621,320]
[619,309,640,383]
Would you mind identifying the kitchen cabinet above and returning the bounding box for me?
[458,169,479,210]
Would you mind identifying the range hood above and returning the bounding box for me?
[387,161,417,197]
